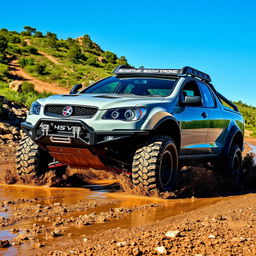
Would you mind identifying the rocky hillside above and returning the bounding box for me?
[0,26,129,105]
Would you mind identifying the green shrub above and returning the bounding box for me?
[24,46,38,54]
[21,82,35,93]
[0,86,52,107]
[21,40,27,47]
[104,51,117,63]
[8,35,21,43]
[20,31,31,36]
[19,57,34,68]
[34,63,46,74]
[50,71,62,80]
[67,45,82,63]
[33,31,43,38]
[0,35,8,53]
[87,56,98,67]
[0,63,8,80]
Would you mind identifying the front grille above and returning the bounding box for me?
[44,105,98,118]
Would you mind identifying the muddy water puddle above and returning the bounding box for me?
[0,183,225,255]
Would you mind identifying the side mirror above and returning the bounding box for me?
[180,96,202,106]
[70,84,82,94]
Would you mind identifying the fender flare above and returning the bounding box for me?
[223,125,244,157]
[145,113,181,151]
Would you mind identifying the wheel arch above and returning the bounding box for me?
[153,116,181,152]
[223,125,244,157]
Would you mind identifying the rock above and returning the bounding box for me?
[32,242,44,248]
[15,234,29,241]
[51,229,63,237]
[54,202,61,207]
[9,81,22,93]
[11,228,19,233]
[0,122,11,133]
[0,240,11,248]
[116,241,127,247]
[155,246,167,254]
[165,230,181,238]
[208,234,216,239]
[83,238,88,242]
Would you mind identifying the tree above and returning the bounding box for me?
[20,31,31,36]
[33,31,43,38]
[67,45,82,63]
[104,51,117,63]
[48,37,58,49]
[117,56,128,65]
[46,32,57,40]
[0,35,8,53]
[82,34,93,50]
[24,26,37,35]
[67,37,76,48]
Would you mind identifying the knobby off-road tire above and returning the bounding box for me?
[224,143,242,186]
[132,136,178,192]
[16,134,54,181]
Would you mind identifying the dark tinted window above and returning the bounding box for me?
[81,77,177,97]
[198,82,215,108]
[181,81,202,101]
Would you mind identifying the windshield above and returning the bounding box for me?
[81,76,177,97]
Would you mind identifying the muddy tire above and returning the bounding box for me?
[132,136,178,192]
[224,144,242,185]
[16,134,55,181]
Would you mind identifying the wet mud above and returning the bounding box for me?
[0,140,256,255]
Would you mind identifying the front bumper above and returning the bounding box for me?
[21,119,149,147]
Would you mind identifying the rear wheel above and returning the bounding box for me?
[224,144,242,185]
[16,134,66,181]
[132,136,178,192]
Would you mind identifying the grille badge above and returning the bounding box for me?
[62,106,73,117]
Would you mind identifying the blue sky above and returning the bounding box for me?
[2,0,256,105]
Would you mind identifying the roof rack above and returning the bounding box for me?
[113,65,211,83]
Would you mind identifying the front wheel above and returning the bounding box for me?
[132,136,178,192]
[16,134,67,181]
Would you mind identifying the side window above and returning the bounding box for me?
[198,82,215,108]
[181,81,202,105]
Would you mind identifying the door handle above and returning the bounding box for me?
[201,112,208,118]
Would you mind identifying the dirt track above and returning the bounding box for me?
[8,59,69,94]
[0,138,256,255]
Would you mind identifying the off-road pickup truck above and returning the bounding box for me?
[16,66,244,191]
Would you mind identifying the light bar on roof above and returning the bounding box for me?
[113,65,211,82]
[117,68,181,75]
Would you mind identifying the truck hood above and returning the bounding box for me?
[39,93,167,109]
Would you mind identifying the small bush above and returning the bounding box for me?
[24,46,38,54]
[50,71,62,80]
[21,40,27,47]
[34,63,46,75]
[19,57,34,68]
[21,82,35,93]
[87,56,98,67]
[0,63,9,80]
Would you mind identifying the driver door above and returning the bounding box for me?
[174,80,209,156]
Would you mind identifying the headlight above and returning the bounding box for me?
[29,101,41,115]
[102,107,146,121]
